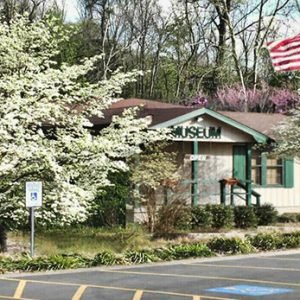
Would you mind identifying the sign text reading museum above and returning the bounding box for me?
[172,126,222,139]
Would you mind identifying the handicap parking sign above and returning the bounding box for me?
[206,285,293,296]
[26,182,42,207]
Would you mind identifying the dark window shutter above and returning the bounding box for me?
[284,158,294,188]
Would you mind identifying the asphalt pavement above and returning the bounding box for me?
[1,249,300,300]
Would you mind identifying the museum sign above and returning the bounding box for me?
[172,126,222,139]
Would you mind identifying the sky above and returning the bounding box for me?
[60,0,299,38]
[61,0,171,22]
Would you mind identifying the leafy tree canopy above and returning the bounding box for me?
[0,14,165,228]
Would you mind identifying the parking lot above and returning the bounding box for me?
[1,249,300,300]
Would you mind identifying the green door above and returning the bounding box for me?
[233,145,246,181]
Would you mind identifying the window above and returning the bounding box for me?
[266,157,283,185]
[251,153,262,185]
[251,152,286,186]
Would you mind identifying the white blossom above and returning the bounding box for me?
[0,15,165,227]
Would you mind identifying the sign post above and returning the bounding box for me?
[26,182,42,257]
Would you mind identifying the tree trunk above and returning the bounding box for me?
[0,225,7,252]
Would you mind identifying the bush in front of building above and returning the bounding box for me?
[207,205,234,229]
[254,204,278,225]
[277,213,300,223]
[155,200,192,234]
[191,206,213,229]
[234,206,258,229]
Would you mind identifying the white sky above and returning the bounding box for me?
[61,0,172,22]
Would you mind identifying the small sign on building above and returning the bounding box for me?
[190,154,207,161]
[26,182,42,207]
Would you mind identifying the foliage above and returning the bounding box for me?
[234,206,258,229]
[248,233,283,251]
[0,15,166,228]
[254,204,278,226]
[191,206,213,229]
[272,109,300,158]
[207,205,234,229]
[155,200,192,234]
[130,144,179,233]
[277,213,300,223]
[91,251,120,266]
[215,83,299,112]
[125,250,158,264]
[86,172,130,227]
[165,244,213,259]
[3,231,300,273]
[207,237,255,254]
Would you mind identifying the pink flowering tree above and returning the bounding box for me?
[215,83,299,113]
[179,94,209,108]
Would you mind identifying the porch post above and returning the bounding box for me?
[245,144,252,206]
[192,141,199,206]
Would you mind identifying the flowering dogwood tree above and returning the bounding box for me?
[0,15,165,228]
[272,109,300,157]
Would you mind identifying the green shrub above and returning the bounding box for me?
[92,251,118,266]
[191,206,213,229]
[281,232,300,248]
[155,201,192,234]
[168,243,213,259]
[248,233,282,250]
[86,172,129,227]
[154,243,213,260]
[207,237,254,254]
[124,250,158,264]
[234,206,258,229]
[254,204,278,225]
[277,213,300,223]
[207,205,234,229]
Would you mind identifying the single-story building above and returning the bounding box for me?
[92,98,298,219]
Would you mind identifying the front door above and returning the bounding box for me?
[233,145,246,181]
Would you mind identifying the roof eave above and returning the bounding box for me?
[150,108,270,144]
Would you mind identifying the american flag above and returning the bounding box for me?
[267,34,300,72]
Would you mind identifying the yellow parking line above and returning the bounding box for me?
[13,280,26,299]
[105,269,300,287]
[0,278,236,300]
[0,295,37,300]
[133,290,143,300]
[71,285,87,300]
[193,296,201,300]
[184,262,300,272]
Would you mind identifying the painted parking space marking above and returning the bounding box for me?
[104,269,300,287]
[0,278,235,300]
[13,280,26,299]
[133,290,143,300]
[206,285,293,296]
[0,296,37,300]
[184,262,300,272]
[71,285,87,300]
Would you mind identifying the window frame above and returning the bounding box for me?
[251,152,291,188]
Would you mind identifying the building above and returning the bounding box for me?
[93,98,298,218]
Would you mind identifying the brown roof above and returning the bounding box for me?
[219,111,285,138]
[91,98,194,127]
[110,98,184,109]
[91,98,286,139]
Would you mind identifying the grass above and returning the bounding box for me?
[7,225,168,257]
